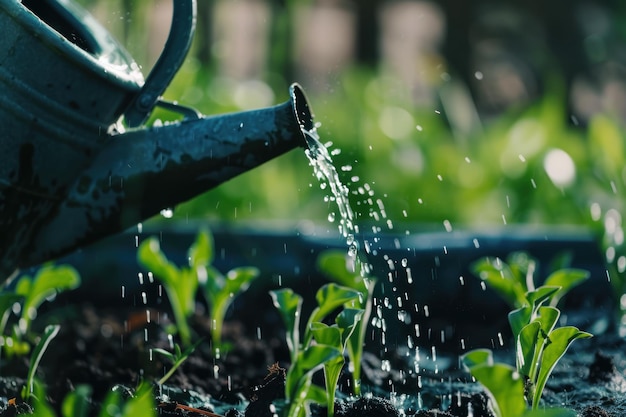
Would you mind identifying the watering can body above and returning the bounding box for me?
[0,0,313,279]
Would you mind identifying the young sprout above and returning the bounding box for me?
[152,339,203,386]
[316,250,376,396]
[270,283,363,417]
[138,229,259,351]
[137,233,202,347]
[22,324,60,402]
[310,308,363,417]
[0,264,80,357]
[462,252,592,417]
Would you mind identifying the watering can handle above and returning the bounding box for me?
[124,0,197,127]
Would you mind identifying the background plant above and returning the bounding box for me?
[0,264,80,358]
[138,229,259,351]
[462,253,592,417]
[270,283,363,417]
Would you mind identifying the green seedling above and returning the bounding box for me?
[310,308,363,417]
[1,264,80,357]
[138,229,258,350]
[22,324,60,402]
[317,250,376,396]
[270,283,363,417]
[138,233,203,347]
[152,339,202,386]
[462,253,592,417]
[202,264,259,355]
[471,251,589,310]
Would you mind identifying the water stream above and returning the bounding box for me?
[301,124,456,411]
[302,125,359,258]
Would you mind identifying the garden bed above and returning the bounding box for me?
[0,224,620,416]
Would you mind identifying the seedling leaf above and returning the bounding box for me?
[462,349,526,417]
[16,265,80,332]
[285,344,341,402]
[23,324,60,401]
[509,306,532,339]
[317,251,363,291]
[188,229,213,269]
[471,257,526,308]
[536,306,560,336]
[526,286,560,310]
[532,326,592,408]
[517,321,540,377]
[270,288,303,361]
[312,283,361,322]
[543,269,589,307]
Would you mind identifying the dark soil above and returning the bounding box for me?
[0,296,623,417]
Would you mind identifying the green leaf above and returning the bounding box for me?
[462,349,526,417]
[335,308,364,348]
[507,252,538,292]
[203,266,258,351]
[17,265,80,331]
[543,269,589,307]
[462,348,493,369]
[517,321,540,377]
[310,322,342,348]
[536,306,560,336]
[307,284,360,329]
[532,326,592,408]
[471,257,526,308]
[188,229,213,269]
[286,344,341,401]
[98,390,122,417]
[509,306,533,339]
[137,238,179,288]
[24,324,60,401]
[526,286,560,312]
[270,289,303,361]
[0,293,23,335]
[317,250,364,292]
[62,385,91,417]
[28,379,56,417]
[121,384,155,417]
[224,267,259,294]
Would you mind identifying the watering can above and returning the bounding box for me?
[0,0,314,280]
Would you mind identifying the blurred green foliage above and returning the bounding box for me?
[76,1,626,300]
[73,1,626,230]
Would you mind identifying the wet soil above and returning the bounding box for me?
[0,298,623,417]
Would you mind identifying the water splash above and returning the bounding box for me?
[303,127,358,257]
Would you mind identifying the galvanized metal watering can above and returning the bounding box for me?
[0,0,314,279]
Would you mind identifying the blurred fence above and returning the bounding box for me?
[81,0,626,123]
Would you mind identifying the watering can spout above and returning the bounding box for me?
[22,84,314,269]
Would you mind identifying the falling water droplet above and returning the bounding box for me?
[160,208,174,218]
